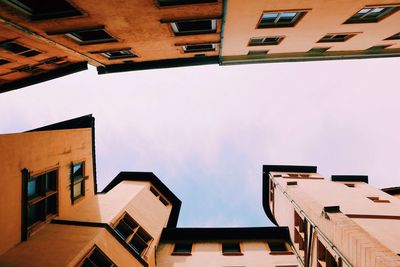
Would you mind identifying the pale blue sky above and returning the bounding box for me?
[1,57,400,227]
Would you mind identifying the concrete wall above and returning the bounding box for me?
[0,128,94,256]
[269,171,400,267]
[157,240,299,267]
[223,0,400,59]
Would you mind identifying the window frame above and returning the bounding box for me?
[77,245,116,267]
[248,36,284,46]
[100,49,137,60]
[266,239,293,255]
[318,33,356,43]
[71,161,86,203]
[172,243,193,255]
[65,29,117,45]
[169,19,217,36]
[344,6,400,24]
[182,43,216,53]
[113,212,153,259]
[221,242,243,256]
[257,10,307,28]
[0,40,41,57]
[22,168,58,239]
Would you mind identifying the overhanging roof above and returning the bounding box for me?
[262,165,317,226]
[160,226,291,241]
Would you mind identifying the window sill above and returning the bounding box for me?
[222,252,243,256]
[171,252,192,256]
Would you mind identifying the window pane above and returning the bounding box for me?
[174,243,192,253]
[27,202,43,226]
[176,20,212,32]
[268,240,288,251]
[222,243,241,253]
[72,162,83,180]
[115,220,134,240]
[89,248,113,267]
[358,8,371,14]
[45,171,57,191]
[45,194,57,215]
[73,182,83,198]
[130,235,148,255]
[70,30,113,42]
[0,42,30,53]
[27,179,40,199]
[262,13,278,22]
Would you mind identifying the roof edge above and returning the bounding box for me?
[262,165,317,226]
[101,171,181,227]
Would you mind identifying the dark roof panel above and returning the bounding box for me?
[331,175,368,183]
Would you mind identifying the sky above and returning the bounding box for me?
[1,57,400,227]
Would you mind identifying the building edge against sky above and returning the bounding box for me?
[1,0,400,93]
[0,115,399,267]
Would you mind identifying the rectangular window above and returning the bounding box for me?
[367,196,390,203]
[158,0,217,6]
[318,34,355,43]
[258,11,306,28]
[222,243,242,255]
[25,169,58,234]
[71,162,85,203]
[78,245,116,267]
[170,19,217,35]
[249,36,284,46]
[150,186,169,206]
[2,0,82,20]
[267,240,292,255]
[101,50,137,60]
[183,43,216,53]
[345,6,399,24]
[114,213,153,258]
[172,243,193,255]
[66,29,117,45]
[0,41,41,57]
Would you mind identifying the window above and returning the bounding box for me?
[367,196,390,203]
[158,0,217,6]
[170,19,217,35]
[150,186,169,206]
[386,32,400,40]
[222,243,242,255]
[172,243,192,255]
[71,162,85,203]
[317,239,338,267]
[0,41,41,57]
[247,50,268,56]
[366,45,391,51]
[2,0,82,20]
[249,36,284,46]
[14,65,43,74]
[25,169,58,234]
[101,50,137,60]
[267,240,292,255]
[0,59,10,65]
[258,11,306,28]
[66,29,117,45]
[183,43,216,53]
[345,6,399,24]
[308,47,330,54]
[318,34,355,43]
[114,213,152,258]
[78,246,116,267]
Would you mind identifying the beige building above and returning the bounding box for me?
[221,0,400,65]
[263,165,400,267]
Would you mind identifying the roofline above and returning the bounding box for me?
[160,226,291,241]
[262,165,317,226]
[381,186,400,195]
[96,56,219,74]
[331,175,368,183]
[101,171,181,227]
[0,61,87,94]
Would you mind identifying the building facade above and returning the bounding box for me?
[263,165,400,267]
[2,0,400,93]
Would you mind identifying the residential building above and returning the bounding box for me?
[0,0,222,93]
[0,115,297,267]
[263,165,400,267]
[221,0,400,65]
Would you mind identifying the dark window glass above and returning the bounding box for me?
[0,42,30,53]
[173,243,192,253]
[184,44,215,52]
[69,30,114,42]
[177,20,211,32]
[72,162,83,180]
[27,179,40,199]
[115,219,134,240]
[27,202,43,226]
[268,240,288,251]
[20,50,41,57]
[222,243,241,253]
[158,0,217,6]
[130,235,147,255]
[345,6,399,23]
[259,11,305,28]
[45,194,57,215]
[82,247,114,267]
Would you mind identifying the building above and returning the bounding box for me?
[2,0,400,93]
[221,0,400,65]
[0,115,298,267]
[0,0,223,93]
[0,115,399,266]
[263,165,400,267]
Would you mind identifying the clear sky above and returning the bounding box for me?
[1,57,399,227]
